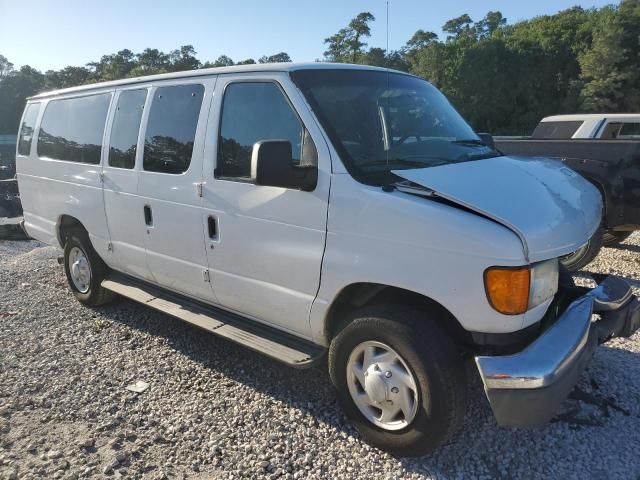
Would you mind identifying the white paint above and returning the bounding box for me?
[392,156,602,263]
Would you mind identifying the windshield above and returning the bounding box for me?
[291,69,500,183]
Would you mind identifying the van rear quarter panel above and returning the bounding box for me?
[16,98,111,258]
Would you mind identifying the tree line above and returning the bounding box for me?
[1,0,639,135]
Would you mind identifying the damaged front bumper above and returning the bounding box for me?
[475,276,640,428]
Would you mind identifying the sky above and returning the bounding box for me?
[0,0,615,72]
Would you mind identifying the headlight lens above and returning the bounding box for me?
[529,258,559,310]
[484,259,558,315]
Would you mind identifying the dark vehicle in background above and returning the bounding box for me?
[0,135,17,180]
[0,135,24,237]
[494,114,640,271]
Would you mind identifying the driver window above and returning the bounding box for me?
[217,82,313,180]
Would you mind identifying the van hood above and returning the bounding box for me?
[392,156,602,263]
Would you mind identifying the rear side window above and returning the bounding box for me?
[531,121,582,139]
[143,84,204,174]
[217,82,304,179]
[616,123,640,139]
[17,103,41,156]
[109,89,147,169]
[37,94,111,164]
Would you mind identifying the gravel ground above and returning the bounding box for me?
[1,234,639,480]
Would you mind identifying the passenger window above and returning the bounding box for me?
[618,123,640,139]
[37,94,111,164]
[600,122,624,139]
[17,103,40,156]
[109,89,147,169]
[217,82,309,180]
[143,84,204,174]
[531,121,582,139]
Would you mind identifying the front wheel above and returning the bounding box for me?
[328,304,467,456]
[560,225,603,272]
[64,234,116,307]
[602,231,633,247]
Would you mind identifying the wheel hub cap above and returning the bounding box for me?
[69,247,91,294]
[363,364,389,404]
[347,341,419,431]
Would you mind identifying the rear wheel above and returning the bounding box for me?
[328,304,467,456]
[63,234,115,306]
[602,231,633,247]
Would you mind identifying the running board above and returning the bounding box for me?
[101,273,325,368]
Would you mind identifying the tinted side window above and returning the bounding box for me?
[17,103,40,156]
[218,82,304,179]
[143,84,204,174]
[531,121,582,139]
[109,89,147,169]
[617,123,640,139]
[600,122,623,139]
[38,94,111,164]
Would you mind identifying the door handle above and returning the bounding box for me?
[207,215,217,239]
[144,205,153,226]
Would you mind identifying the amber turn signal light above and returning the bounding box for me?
[484,267,531,315]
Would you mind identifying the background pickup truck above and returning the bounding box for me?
[494,114,640,271]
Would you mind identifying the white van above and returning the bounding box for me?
[16,63,640,456]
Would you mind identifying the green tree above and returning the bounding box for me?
[476,11,507,39]
[129,48,171,76]
[612,0,640,109]
[202,55,235,68]
[347,12,375,62]
[443,14,474,41]
[323,28,351,62]
[324,12,375,63]
[359,48,409,71]
[0,65,45,133]
[0,55,14,80]
[578,7,628,110]
[45,66,94,89]
[168,45,201,71]
[87,49,136,81]
[258,52,292,63]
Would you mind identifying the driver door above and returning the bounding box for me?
[201,73,331,338]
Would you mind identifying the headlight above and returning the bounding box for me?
[484,259,558,315]
[529,258,559,310]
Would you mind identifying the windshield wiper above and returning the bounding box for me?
[358,156,451,169]
[356,159,427,168]
[451,139,488,147]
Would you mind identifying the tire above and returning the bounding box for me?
[328,304,467,457]
[558,264,575,287]
[602,231,633,247]
[63,234,116,307]
[560,225,603,272]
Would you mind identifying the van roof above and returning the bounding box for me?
[28,62,404,100]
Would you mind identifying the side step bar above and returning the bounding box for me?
[101,273,325,368]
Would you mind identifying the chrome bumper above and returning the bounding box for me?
[475,276,640,428]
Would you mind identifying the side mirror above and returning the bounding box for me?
[477,133,495,149]
[251,140,317,191]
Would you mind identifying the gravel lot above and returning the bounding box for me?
[1,235,639,480]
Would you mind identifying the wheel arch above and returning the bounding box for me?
[324,283,471,346]
[56,214,88,248]
[583,176,611,228]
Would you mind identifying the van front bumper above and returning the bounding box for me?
[475,276,640,428]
